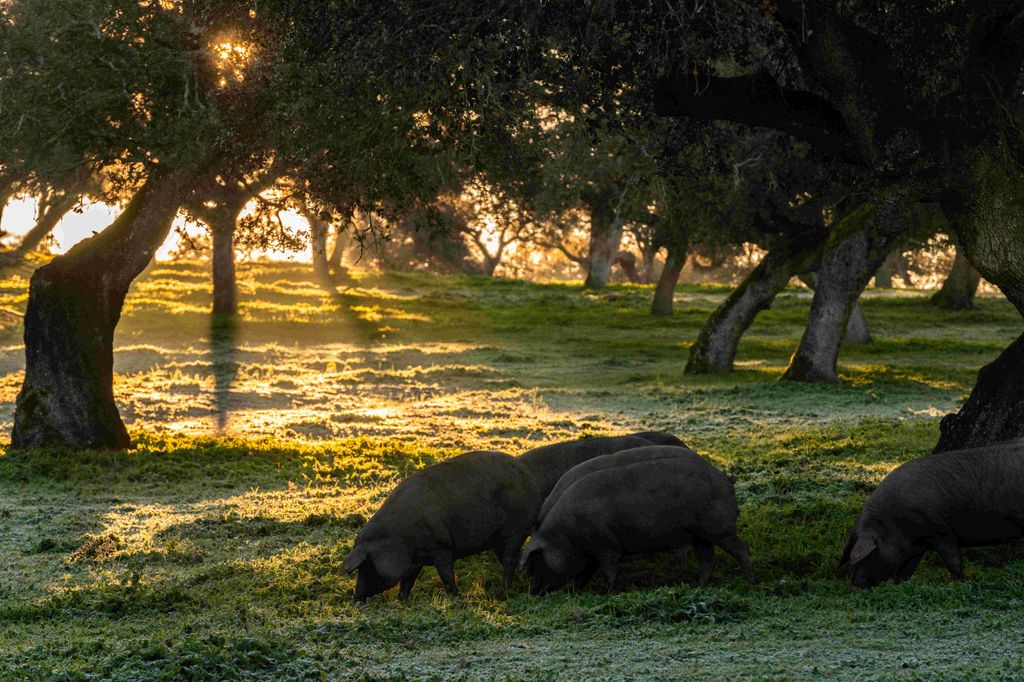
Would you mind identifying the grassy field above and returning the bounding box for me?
[2,261,1024,680]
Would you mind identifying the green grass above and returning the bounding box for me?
[1,262,1023,679]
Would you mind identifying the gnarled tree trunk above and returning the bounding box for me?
[307,208,333,289]
[210,215,237,316]
[613,251,640,283]
[329,223,348,272]
[11,172,188,450]
[799,272,872,344]
[584,200,624,289]
[686,238,820,373]
[873,256,893,288]
[931,245,981,311]
[650,236,688,317]
[782,200,904,383]
[935,150,1024,451]
[844,301,872,345]
[639,242,658,284]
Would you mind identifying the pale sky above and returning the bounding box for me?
[1,196,309,261]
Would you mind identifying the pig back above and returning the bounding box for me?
[867,441,1024,545]
[362,450,541,554]
[538,445,704,525]
[550,456,737,553]
[518,435,653,497]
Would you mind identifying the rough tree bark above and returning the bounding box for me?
[931,245,981,311]
[583,199,624,289]
[613,251,640,283]
[799,273,872,346]
[874,252,912,288]
[844,301,872,345]
[935,150,1024,451]
[873,256,894,288]
[685,238,821,373]
[209,214,237,316]
[639,242,658,284]
[306,207,334,289]
[781,200,905,383]
[328,223,348,272]
[650,236,688,317]
[11,172,188,450]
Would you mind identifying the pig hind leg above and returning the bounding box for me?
[715,534,758,584]
[929,536,964,580]
[430,550,459,595]
[694,541,715,586]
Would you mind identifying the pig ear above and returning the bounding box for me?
[849,536,878,565]
[341,545,368,574]
[839,534,856,567]
[516,540,545,574]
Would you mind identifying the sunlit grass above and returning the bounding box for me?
[0,262,1022,678]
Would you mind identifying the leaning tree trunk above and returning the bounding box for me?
[650,237,688,317]
[934,149,1024,451]
[0,193,78,266]
[613,251,640,283]
[210,215,237,316]
[640,242,658,284]
[304,208,340,296]
[781,200,905,383]
[11,172,188,450]
[844,302,872,345]
[798,273,872,345]
[931,245,981,311]
[329,223,349,273]
[686,238,821,373]
[583,201,624,289]
[873,255,894,288]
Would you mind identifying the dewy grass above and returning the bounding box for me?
[0,262,1022,679]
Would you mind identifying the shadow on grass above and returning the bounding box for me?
[0,435,445,498]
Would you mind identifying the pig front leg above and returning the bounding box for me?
[398,564,424,600]
[573,560,599,590]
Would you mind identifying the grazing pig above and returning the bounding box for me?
[341,450,541,601]
[630,431,688,448]
[841,440,1024,589]
[537,445,704,527]
[519,451,757,592]
[518,432,684,498]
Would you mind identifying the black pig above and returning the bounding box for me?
[518,432,683,498]
[519,450,757,592]
[342,450,541,601]
[536,445,704,527]
[841,439,1024,588]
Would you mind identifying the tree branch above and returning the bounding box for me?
[653,69,861,163]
